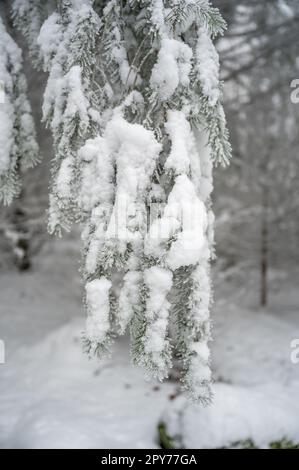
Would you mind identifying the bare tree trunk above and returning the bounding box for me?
[260,188,268,307]
[5,193,31,271]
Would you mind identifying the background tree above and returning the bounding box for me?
[210,0,299,306]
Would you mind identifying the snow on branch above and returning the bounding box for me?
[0,16,39,205]
[10,0,231,402]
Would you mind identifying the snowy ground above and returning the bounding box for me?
[0,239,298,448]
[164,301,299,448]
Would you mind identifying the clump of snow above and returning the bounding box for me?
[110,26,140,87]
[55,156,74,199]
[165,110,194,175]
[85,278,112,346]
[165,176,208,270]
[93,113,161,252]
[150,0,167,33]
[196,28,220,106]
[145,175,209,270]
[43,64,90,141]
[79,109,160,275]
[0,103,14,175]
[142,267,173,379]
[64,66,90,127]
[118,271,142,334]
[78,136,114,212]
[150,39,192,100]
[37,12,62,69]
[180,262,212,402]
[191,264,211,325]
[193,129,214,202]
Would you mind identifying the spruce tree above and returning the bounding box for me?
[10,0,231,402]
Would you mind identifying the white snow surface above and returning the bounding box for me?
[0,239,174,448]
[0,238,298,448]
[163,299,299,448]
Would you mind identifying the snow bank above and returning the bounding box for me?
[212,303,299,386]
[0,318,174,449]
[162,301,299,448]
[163,381,299,448]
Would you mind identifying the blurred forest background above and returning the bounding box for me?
[1,0,299,308]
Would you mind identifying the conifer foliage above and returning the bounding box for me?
[10,0,231,402]
[0,15,39,205]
